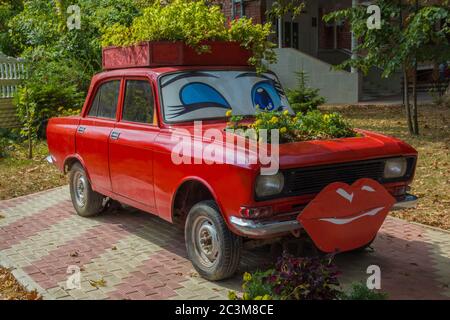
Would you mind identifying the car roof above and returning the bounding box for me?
[92,65,256,82]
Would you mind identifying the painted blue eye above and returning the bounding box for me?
[180,83,229,107]
[252,82,282,111]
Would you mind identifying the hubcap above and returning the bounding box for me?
[192,216,219,267]
[74,172,88,208]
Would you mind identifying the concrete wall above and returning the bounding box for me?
[269,48,360,104]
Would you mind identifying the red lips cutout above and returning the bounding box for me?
[297,178,396,253]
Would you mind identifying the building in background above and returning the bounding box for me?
[215,0,403,103]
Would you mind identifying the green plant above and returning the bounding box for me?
[228,252,341,300]
[4,0,144,157]
[286,71,326,114]
[339,282,388,300]
[228,271,274,300]
[101,0,276,72]
[226,109,357,143]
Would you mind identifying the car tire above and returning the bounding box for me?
[185,200,242,281]
[69,162,104,217]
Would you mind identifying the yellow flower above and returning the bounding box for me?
[323,114,330,121]
[243,272,252,282]
[280,127,287,134]
[292,117,298,122]
[262,294,272,300]
[226,110,233,117]
[255,119,263,126]
[254,296,263,300]
[243,292,250,300]
[270,116,279,124]
[283,110,290,116]
[228,291,237,300]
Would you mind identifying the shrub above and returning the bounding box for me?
[101,0,276,72]
[339,282,388,300]
[229,252,341,300]
[227,109,357,143]
[286,71,326,114]
[228,255,389,301]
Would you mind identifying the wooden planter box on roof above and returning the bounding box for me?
[102,41,252,70]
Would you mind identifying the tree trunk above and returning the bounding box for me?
[403,68,414,135]
[27,127,32,160]
[26,89,33,160]
[410,0,419,135]
[412,62,419,135]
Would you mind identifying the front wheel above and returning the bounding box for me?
[185,200,242,281]
[69,163,104,217]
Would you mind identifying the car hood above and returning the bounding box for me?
[166,122,417,170]
[276,129,417,169]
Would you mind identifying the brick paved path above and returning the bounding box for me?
[0,186,449,300]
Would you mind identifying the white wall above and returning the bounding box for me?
[269,48,360,104]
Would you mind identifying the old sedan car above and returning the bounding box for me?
[47,43,418,280]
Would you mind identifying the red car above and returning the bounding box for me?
[47,46,418,280]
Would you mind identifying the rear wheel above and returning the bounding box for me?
[69,163,104,217]
[185,200,242,281]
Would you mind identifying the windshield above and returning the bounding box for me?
[159,70,292,122]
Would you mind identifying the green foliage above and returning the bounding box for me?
[227,109,356,143]
[339,282,388,300]
[5,0,144,137]
[228,257,390,301]
[101,0,276,72]
[0,0,23,56]
[229,253,341,300]
[323,1,450,77]
[228,271,274,300]
[267,0,306,20]
[228,17,276,71]
[286,71,326,114]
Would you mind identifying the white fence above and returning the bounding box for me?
[0,53,25,128]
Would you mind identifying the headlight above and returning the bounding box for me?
[255,172,284,198]
[384,157,407,179]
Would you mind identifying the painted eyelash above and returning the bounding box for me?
[166,103,230,119]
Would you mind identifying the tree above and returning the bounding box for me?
[3,0,144,157]
[324,0,450,135]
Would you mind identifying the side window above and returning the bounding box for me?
[88,80,120,119]
[122,80,154,124]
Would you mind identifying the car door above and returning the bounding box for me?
[109,77,159,210]
[76,79,121,192]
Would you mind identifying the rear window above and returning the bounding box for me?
[88,80,120,119]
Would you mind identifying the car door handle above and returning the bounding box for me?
[110,131,121,140]
[77,126,86,133]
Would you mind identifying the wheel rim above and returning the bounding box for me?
[73,172,88,208]
[191,216,219,267]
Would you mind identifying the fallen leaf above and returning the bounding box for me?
[89,278,107,288]
[111,246,117,251]
[69,251,79,257]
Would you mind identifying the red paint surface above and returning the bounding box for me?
[102,41,251,70]
[298,178,396,253]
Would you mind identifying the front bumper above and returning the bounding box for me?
[230,193,418,237]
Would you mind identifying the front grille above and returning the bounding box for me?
[275,157,416,200]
